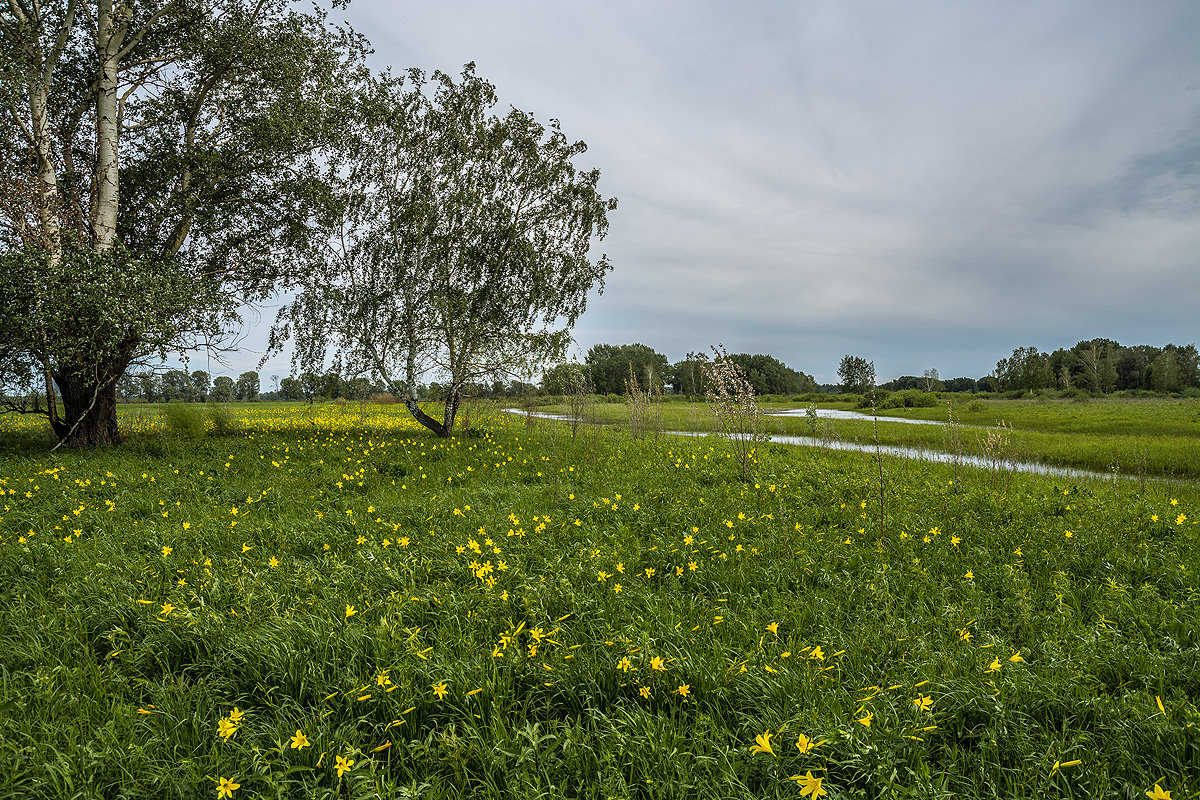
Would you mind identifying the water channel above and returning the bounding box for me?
[503,408,1143,482]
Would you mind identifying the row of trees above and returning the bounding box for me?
[117,370,262,403]
[540,344,817,397]
[993,340,1199,394]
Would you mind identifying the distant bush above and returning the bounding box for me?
[160,403,205,440]
[1060,387,1090,401]
[206,404,237,436]
[370,393,400,404]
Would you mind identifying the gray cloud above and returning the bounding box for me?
[223,0,1199,384]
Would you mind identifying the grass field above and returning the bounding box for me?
[0,402,1197,799]
[533,397,1200,480]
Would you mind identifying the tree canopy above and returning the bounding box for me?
[273,65,616,436]
[0,0,365,444]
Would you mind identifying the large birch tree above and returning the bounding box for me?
[0,0,364,445]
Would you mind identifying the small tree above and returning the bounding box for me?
[273,65,615,437]
[838,355,875,394]
[235,371,260,402]
[700,345,764,482]
[210,376,234,403]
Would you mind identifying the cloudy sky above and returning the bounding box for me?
[236,0,1198,385]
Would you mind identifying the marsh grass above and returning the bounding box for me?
[0,403,1196,798]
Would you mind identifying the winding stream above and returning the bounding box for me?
[503,409,1137,482]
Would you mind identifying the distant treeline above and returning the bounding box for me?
[117,337,1197,404]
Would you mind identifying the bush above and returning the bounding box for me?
[205,403,237,436]
[160,403,205,440]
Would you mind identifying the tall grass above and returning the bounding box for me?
[0,403,1196,798]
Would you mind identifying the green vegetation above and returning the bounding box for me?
[534,397,1200,480]
[0,404,1196,798]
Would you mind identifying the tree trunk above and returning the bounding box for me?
[402,393,458,438]
[51,372,122,447]
[49,350,132,447]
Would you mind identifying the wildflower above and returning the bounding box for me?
[957,627,972,641]
[639,686,651,699]
[794,771,828,798]
[857,709,873,727]
[1049,759,1082,776]
[1146,783,1172,799]
[750,729,775,755]
[795,733,821,753]
[215,777,240,798]
[950,536,961,546]
[914,694,932,712]
[676,684,690,696]
[617,656,633,672]
[1009,650,1025,663]
[344,605,357,619]
[964,570,974,579]
[809,646,824,660]
[376,670,391,687]
[650,656,666,671]
[432,681,449,700]
[766,622,779,635]
[268,556,279,568]
[217,717,239,740]
[290,730,310,749]
[986,658,1001,673]
[334,755,354,778]
[160,603,175,616]
[161,546,172,557]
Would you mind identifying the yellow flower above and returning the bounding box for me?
[617,656,633,672]
[215,776,240,798]
[766,622,779,635]
[676,684,690,696]
[857,709,873,727]
[914,694,932,712]
[227,707,245,723]
[344,605,357,619]
[1146,783,1171,800]
[639,686,651,699]
[1009,650,1025,663]
[289,729,310,749]
[432,681,449,700]
[793,770,828,798]
[750,729,775,756]
[268,556,279,568]
[160,603,175,616]
[161,546,172,557]
[986,658,1002,673]
[809,646,824,660]
[334,755,354,778]
[650,656,666,671]
[795,733,822,753]
[217,717,239,740]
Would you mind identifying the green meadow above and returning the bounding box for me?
[534,396,1200,480]
[0,402,1197,799]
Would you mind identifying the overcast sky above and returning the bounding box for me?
[231,0,1198,386]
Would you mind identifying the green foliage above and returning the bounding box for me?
[159,402,205,440]
[275,65,615,437]
[586,344,668,395]
[838,355,875,393]
[0,404,1195,797]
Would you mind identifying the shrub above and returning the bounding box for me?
[205,403,237,436]
[160,403,205,440]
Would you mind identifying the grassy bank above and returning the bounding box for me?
[532,397,1200,480]
[0,405,1197,798]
